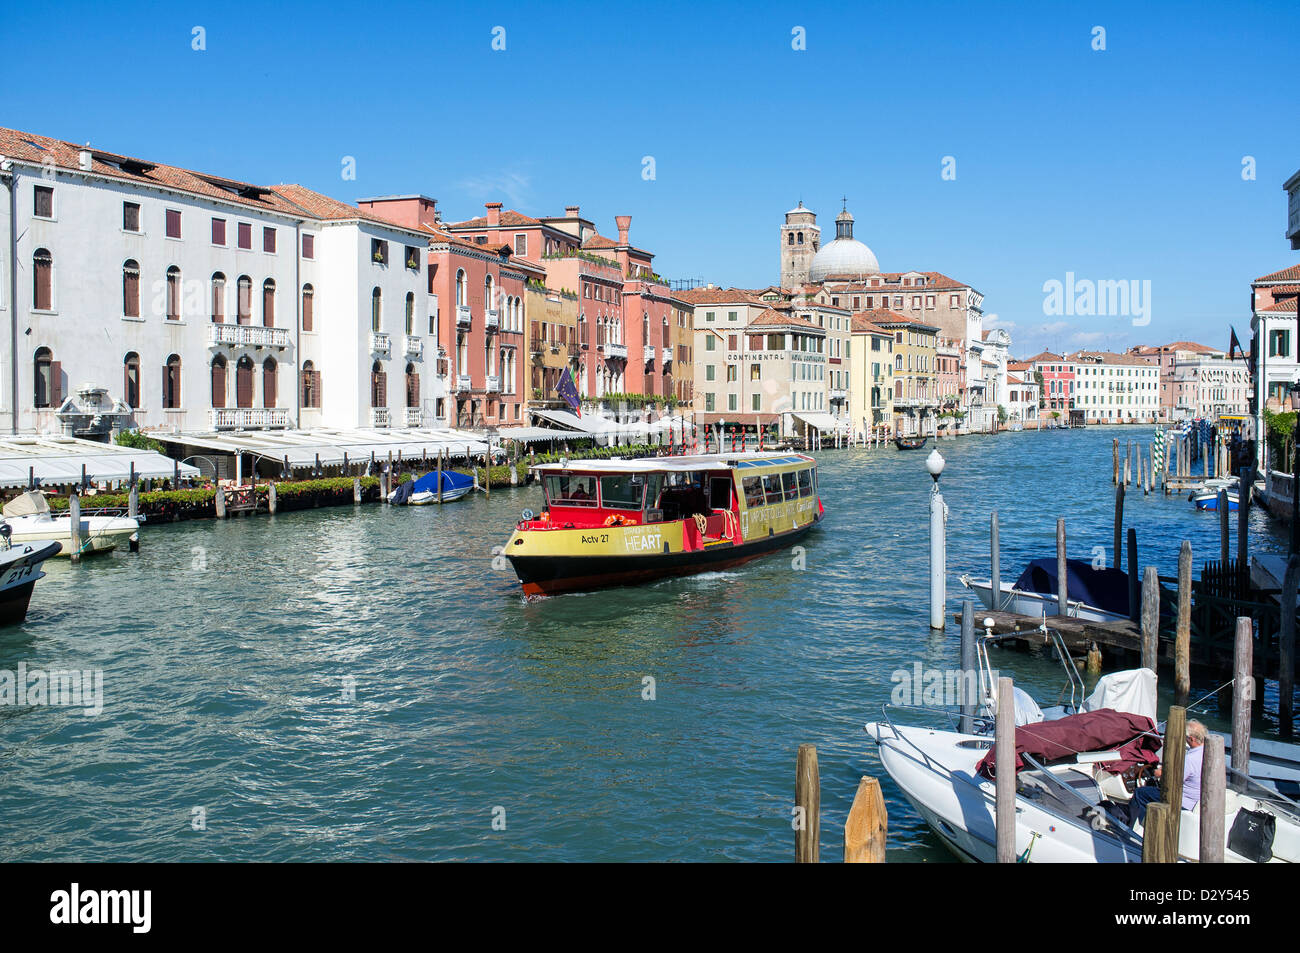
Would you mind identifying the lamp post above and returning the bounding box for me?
[928,449,947,630]
[1290,382,1300,554]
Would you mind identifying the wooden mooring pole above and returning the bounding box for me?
[1175,541,1192,706]
[1143,803,1176,863]
[1141,566,1160,677]
[1238,467,1250,568]
[1113,438,1119,485]
[960,599,976,734]
[215,485,227,519]
[1219,490,1230,566]
[268,481,277,515]
[1282,557,1299,739]
[1127,527,1139,624]
[1160,704,1188,852]
[795,743,820,863]
[1113,483,1124,569]
[1200,734,1226,864]
[844,776,888,863]
[990,511,1001,611]
[68,492,82,563]
[995,676,1016,863]
[1057,519,1068,617]
[1232,616,1253,792]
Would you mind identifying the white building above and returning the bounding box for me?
[0,126,436,437]
[1166,354,1250,420]
[1068,351,1161,422]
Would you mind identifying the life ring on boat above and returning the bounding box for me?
[604,514,628,527]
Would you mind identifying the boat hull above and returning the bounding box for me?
[0,540,61,625]
[508,519,818,597]
[3,515,139,557]
[961,576,1128,623]
[407,487,473,505]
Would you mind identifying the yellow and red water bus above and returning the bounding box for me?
[503,452,823,596]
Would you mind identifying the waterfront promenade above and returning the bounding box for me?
[0,426,1287,862]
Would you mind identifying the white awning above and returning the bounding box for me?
[496,426,580,444]
[528,408,616,434]
[0,435,198,488]
[791,412,849,432]
[158,428,497,470]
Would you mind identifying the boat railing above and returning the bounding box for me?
[1020,751,1143,861]
[877,703,993,771]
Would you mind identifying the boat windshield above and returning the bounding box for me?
[600,474,646,511]
[544,474,598,507]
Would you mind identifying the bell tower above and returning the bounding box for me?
[779,201,819,289]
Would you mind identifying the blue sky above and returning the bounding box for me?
[4,0,1298,356]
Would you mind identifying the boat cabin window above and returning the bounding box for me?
[742,476,765,509]
[545,474,598,507]
[762,474,783,505]
[659,472,709,520]
[797,468,813,497]
[600,474,646,510]
[709,477,734,510]
[781,471,797,501]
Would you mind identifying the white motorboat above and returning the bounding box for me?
[0,535,61,624]
[960,556,1133,623]
[866,712,1300,863]
[0,490,139,557]
[961,575,1128,623]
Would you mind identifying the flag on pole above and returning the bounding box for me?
[555,366,581,416]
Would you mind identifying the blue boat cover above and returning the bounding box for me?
[1014,558,1131,617]
[392,470,475,504]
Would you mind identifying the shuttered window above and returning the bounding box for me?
[211,273,226,323]
[211,358,227,408]
[262,279,275,327]
[262,359,277,408]
[211,218,226,245]
[163,355,181,409]
[237,223,252,249]
[371,363,387,407]
[263,228,276,253]
[33,249,52,310]
[237,276,252,324]
[406,367,420,407]
[166,266,181,320]
[124,353,141,408]
[165,209,181,238]
[302,363,321,409]
[33,186,53,218]
[123,202,141,232]
[302,234,314,259]
[123,260,140,317]
[235,359,254,408]
[301,284,314,332]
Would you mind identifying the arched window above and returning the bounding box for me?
[485,274,495,312]
[166,265,182,320]
[787,233,794,245]
[34,347,57,408]
[405,292,415,335]
[371,287,382,332]
[211,272,226,323]
[211,355,227,408]
[262,279,275,327]
[236,275,252,325]
[370,360,387,407]
[455,269,466,306]
[163,354,181,410]
[235,356,254,408]
[302,360,320,409]
[123,352,141,408]
[301,284,314,332]
[405,362,419,408]
[33,249,52,310]
[797,232,804,245]
[123,260,141,318]
[262,357,277,408]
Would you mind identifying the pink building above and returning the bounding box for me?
[357,195,539,428]
[1027,351,1074,414]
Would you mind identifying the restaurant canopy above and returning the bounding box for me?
[791,411,849,433]
[0,435,198,488]
[158,428,500,470]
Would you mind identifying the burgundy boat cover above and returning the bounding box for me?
[975,709,1161,779]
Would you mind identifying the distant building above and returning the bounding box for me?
[849,314,894,436]
[1067,351,1161,423]
[1026,352,1074,418]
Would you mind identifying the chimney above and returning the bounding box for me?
[485,202,502,227]
[78,149,92,172]
[615,215,631,246]
[565,205,579,218]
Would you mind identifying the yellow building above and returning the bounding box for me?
[525,282,580,409]
[849,312,894,438]
[668,296,695,407]
[870,310,939,437]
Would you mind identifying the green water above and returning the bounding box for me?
[0,427,1286,861]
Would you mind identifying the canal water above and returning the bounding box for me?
[0,427,1287,862]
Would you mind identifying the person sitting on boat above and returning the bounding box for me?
[1125,719,1207,823]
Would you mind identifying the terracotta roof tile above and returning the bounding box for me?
[1255,264,1300,283]
[447,209,543,229]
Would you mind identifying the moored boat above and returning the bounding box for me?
[0,535,61,624]
[1,491,139,557]
[389,470,475,505]
[894,435,928,450]
[503,452,823,597]
[960,557,1132,623]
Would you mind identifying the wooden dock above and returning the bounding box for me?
[951,609,1141,657]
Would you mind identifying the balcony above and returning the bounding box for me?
[830,388,848,402]
[370,332,391,355]
[371,407,391,428]
[485,309,500,332]
[643,345,656,363]
[486,375,501,392]
[456,374,472,392]
[209,407,291,430]
[606,343,628,360]
[207,324,290,350]
[456,305,472,329]
[662,352,673,368]
[403,336,423,359]
[405,407,423,427]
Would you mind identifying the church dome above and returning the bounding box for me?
[808,204,878,281]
